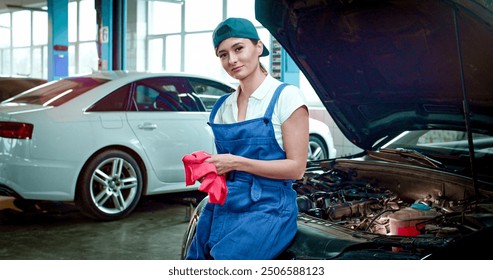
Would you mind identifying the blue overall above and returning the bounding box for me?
[185,83,298,260]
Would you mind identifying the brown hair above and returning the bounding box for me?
[251,39,268,74]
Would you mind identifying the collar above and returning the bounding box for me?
[226,75,279,106]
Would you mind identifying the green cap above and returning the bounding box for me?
[212,17,269,57]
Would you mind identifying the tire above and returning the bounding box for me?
[181,197,208,259]
[76,149,143,221]
[308,135,328,161]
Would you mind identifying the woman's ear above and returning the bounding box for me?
[257,41,264,56]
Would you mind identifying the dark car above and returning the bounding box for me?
[181,0,493,260]
[0,76,47,101]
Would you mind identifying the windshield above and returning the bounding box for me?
[383,130,492,156]
[2,77,109,106]
[380,130,493,180]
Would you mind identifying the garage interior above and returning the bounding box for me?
[0,0,356,260]
[0,0,264,261]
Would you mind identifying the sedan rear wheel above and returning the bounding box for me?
[76,149,143,221]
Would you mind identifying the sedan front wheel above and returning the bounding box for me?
[76,149,143,221]
[308,135,328,161]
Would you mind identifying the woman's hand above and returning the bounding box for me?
[205,154,238,175]
[206,105,308,180]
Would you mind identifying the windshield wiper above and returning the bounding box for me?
[378,148,446,169]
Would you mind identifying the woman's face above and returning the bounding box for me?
[216,38,263,80]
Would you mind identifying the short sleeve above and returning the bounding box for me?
[275,84,307,124]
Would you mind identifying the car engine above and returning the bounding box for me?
[290,158,493,259]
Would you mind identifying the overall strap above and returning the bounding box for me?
[263,83,288,120]
[208,94,230,124]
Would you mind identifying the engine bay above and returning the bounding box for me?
[292,158,493,252]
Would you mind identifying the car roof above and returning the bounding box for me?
[79,70,234,85]
[1,71,236,108]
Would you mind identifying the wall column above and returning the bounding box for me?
[47,0,68,80]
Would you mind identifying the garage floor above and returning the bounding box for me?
[0,191,206,260]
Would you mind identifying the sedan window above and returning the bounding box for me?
[87,84,132,112]
[132,77,205,112]
[188,77,235,111]
[3,77,109,106]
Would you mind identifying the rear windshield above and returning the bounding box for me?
[2,77,109,106]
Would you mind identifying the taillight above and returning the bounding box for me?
[0,122,34,139]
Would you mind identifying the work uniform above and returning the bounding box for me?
[185,76,306,260]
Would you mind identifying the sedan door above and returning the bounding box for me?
[126,77,215,183]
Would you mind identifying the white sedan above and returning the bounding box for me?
[308,117,336,161]
[0,71,335,220]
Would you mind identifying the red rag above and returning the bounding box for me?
[182,151,227,205]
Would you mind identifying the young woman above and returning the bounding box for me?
[185,17,309,260]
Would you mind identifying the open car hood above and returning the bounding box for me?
[256,0,493,149]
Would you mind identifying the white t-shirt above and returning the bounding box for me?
[213,75,307,150]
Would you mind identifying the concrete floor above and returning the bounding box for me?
[0,191,206,260]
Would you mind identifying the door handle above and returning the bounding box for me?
[138,122,157,130]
